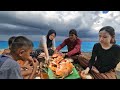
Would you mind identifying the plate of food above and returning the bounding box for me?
[48,53,80,79]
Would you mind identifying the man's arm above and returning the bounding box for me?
[55,39,67,52]
[67,39,81,57]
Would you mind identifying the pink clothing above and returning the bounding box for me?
[56,38,82,57]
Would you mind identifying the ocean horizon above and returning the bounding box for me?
[1,41,120,52]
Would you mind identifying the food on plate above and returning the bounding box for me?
[49,53,74,78]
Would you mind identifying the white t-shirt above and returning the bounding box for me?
[39,35,56,50]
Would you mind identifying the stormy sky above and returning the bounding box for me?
[0,11,120,41]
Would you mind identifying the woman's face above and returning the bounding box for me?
[99,30,112,45]
[49,33,56,40]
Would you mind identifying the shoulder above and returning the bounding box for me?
[112,44,120,50]
[40,35,47,42]
[2,49,10,54]
[64,38,69,42]
[113,44,120,48]
[1,56,20,70]
[111,44,120,56]
[93,43,100,48]
[0,49,4,54]
[40,35,46,39]
[94,43,100,46]
[76,38,82,42]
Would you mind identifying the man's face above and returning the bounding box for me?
[18,47,33,61]
[69,34,77,42]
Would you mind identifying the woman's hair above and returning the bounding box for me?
[46,29,56,48]
[99,26,116,44]
[47,29,56,37]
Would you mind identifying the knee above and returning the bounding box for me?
[78,54,91,61]
[78,54,86,61]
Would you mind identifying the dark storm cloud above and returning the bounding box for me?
[0,11,52,35]
[0,11,120,41]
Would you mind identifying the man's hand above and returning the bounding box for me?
[21,62,33,76]
[54,50,58,54]
[32,58,39,68]
[27,56,33,63]
[28,58,39,79]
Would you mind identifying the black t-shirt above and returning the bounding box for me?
[88,43,120,73]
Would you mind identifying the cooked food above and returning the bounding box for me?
[49,53,74,78]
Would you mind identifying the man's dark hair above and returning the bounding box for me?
[69,29,78,36]
[10,36,33,53]
[8,36,16,47]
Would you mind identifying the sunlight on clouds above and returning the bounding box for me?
[61,11,80,23]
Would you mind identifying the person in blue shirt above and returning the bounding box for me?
[0,36,38,79]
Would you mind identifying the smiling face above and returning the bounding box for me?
[99,30,112,45]
[49,33,56,40]
[69,34,77,42]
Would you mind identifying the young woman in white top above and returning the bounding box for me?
[39,29,56,63]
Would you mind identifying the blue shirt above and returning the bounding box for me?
[0,55,23,79]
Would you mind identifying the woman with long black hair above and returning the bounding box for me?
[38,29,56,63]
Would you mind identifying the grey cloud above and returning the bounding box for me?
[0,11,120,41]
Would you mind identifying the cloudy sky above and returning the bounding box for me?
[0,11,120,41]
